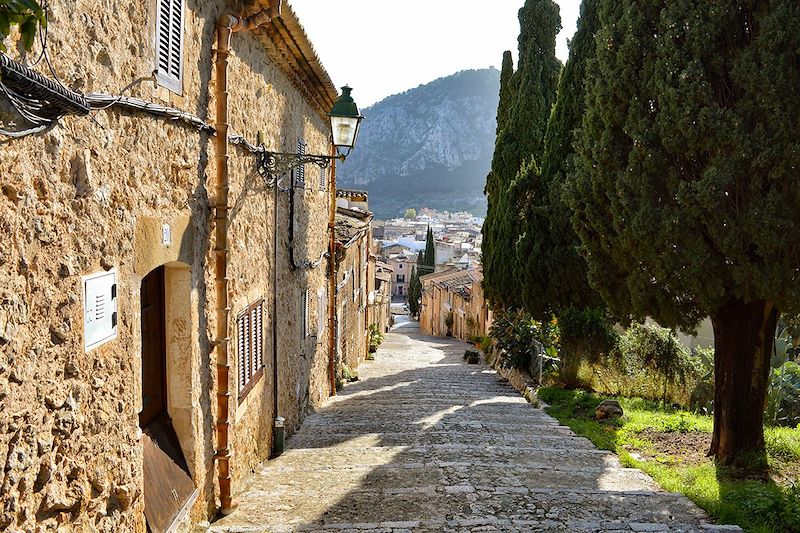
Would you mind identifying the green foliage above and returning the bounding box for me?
[444,310,454,335]
[341,364,358,383]
[557,306,618,387]
[516,0,602,319]
[483,1,562,309]
[407,266,421,318]
[567,1,800,328]
[0,0,45,52]
[479,335,493,355]
[367,323,383,352]
[539,387,800,533]
[767,361,800,428]
[463,350,480,364]
[403,208,417,219]
[489,309,558,374]
[617,323,693,402]
[419,227,435,275]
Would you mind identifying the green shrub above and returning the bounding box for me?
[463,350,480,364]
[617,323,693,403]
[558,307,619,388]
[767,361,800,427]
[479,335,493,355]
[489,310,557,374]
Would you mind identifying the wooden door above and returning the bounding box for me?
[140,266,166,428]
[139,266,195,532]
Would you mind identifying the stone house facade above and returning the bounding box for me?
[370,260,393,334]
[420,268,491,341]
[0,0,342,530]
[387,253,416,298]
[333,191,372,376]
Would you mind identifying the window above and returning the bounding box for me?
[317,287,327,338]
[301,289,310,338]
[237,299,264,400]
[397,274,405,283]
[155,0,184,93]
[294,139,306,188]
[398,264,403,269]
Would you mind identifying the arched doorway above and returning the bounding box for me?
[139,265,195,532]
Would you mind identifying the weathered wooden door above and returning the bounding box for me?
[139,266,195,532]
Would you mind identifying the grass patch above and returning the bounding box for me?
[538,387,800,533]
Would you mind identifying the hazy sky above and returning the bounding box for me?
[290,1,582,108]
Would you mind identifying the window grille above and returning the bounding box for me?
[237,299,264,400]
[294,139,306,187]
[155,0,184,93]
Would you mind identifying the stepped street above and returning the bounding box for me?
[205,324,740,533]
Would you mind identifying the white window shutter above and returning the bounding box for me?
[156,0,184,92]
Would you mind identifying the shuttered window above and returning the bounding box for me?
[317,287,327,338]
[301,289,310,339]
[237,299,264,401]
[155,0,184,93]
[294,139,306,188]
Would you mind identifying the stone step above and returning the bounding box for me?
[286,431,596,450]
[208,520,741,533]
[245,462,657,494]
[299,419,571,434]
[264,444,621,473]
[211,488,711,531]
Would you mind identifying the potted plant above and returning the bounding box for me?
[368,323,383,357]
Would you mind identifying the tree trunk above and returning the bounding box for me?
[709,299,778,471]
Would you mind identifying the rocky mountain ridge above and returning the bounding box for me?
[337,68,500,219]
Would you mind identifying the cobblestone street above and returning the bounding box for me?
[207,325,740,533]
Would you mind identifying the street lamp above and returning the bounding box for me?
[260,85,364,175]
[329,86,363,158]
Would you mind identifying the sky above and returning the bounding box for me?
[290,0,582,108]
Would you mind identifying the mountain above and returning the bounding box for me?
[338,69,500,220]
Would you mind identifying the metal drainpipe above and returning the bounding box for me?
[327,150,338,395]
[213,0,281,515]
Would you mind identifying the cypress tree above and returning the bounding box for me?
[421,226,436,275]
[408,266,421,318]
[514,0,606,387]
[483,0,562,309]
[516,0,602,317]
[567,0,800,470]
[482,51,517,306]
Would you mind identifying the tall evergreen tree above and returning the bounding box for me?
[482,51,517,306]
[516,0,601,315]
[482,0,562,309]
[408,266,421,318]
[514,0,606,386]
[420,226,436,275]
[567,0,800,469]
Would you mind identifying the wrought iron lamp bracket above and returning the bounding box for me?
[258,151,342,176]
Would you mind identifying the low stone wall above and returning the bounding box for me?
[486,352,540,406]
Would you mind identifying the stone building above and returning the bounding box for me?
[333,191,372,376]
[387,253,416,299]
[0,0,345,530]
[370,260,393,333]
[420,268,491,340]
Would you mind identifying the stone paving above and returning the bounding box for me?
[206,326,741,533]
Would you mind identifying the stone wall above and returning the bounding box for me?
[336,238,368,372]
[0,0,336,530]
